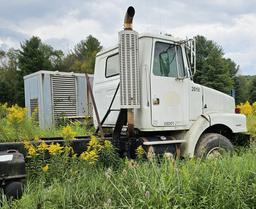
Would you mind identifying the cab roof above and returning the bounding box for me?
[96,33,184,57]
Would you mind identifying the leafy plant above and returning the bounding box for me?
[237,101,256,137]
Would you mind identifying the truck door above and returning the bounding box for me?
[150,41,189,129]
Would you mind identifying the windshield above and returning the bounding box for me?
[153,42,185,78]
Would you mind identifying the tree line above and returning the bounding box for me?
[0,35,255,106]
[0,35,102,106]
[194,36,256,104]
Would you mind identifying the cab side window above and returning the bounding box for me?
[105,54,119,77]
[153,42,185,78]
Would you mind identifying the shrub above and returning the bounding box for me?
[80,136,120,168]
[0,104,91,142]
[237,101,256,137]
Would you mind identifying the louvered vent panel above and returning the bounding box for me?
[51,75,77,121]
[30,98,39,121]
[119,30,140,108]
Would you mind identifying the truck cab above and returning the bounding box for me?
[93,22,247,158]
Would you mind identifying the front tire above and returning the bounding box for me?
[195,133,233,158]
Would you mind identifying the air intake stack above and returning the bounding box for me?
[119,6,140,136]
[119,6,140,109]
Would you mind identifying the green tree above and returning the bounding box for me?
[39,44,64,71]
[194,36,238,94]
[0,49,20,105]
[63,35,102,73]
[18,36,63,76]
[61,53,78,72]
[0,69,20,104]
[250,76,256,102]
[17,36,64,105]
[224,58,239,78]
[234,75,250,104]
[0,50,5,62]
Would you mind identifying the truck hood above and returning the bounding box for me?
[202,86,235,114]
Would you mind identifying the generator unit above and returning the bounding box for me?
[24,71,93,128]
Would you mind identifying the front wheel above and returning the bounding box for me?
[195,133,234,159]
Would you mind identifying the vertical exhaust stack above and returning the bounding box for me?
[124,6,135,30]
[119,6,140,137]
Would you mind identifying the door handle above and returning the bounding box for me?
[153,98,160,105]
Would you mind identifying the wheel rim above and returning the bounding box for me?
[206,147,224,159]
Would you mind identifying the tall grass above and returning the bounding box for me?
[1,103,256,208]
[247,114,256,138]
[1,148,256,209]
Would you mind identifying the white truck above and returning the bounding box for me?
[0,6,249,199]
[93,6,247,158]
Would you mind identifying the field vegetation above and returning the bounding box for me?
[237,101,256,137]
[0,13,255,208]
[0,102,256,208]
[0,104,92,142]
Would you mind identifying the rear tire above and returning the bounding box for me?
[4,181,23,199]
[195,133,233,158]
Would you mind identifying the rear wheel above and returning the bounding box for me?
[195,133,233,159]
[4,181,23,199]
[129,138,176,159]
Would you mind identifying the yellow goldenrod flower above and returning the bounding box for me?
[80,152,87,160]
[88,136,102,152]
[28,146,37,157]
[89,135,99,147]
[37,141,49,151]
[80,150,99,165]
[47,143,63,155]
[239,101,252,116]
[34,136,40,142]
[42,164,49,172]
[7,105,27,124]
[62,125,76,140]
[136,145,145,159]
[104,140,113,150]
[23,141,37,158]
[23,141,31,149]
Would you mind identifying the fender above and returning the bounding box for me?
[207,113,247,133]
[182,113,247,157]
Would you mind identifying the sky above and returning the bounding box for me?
[0,0,255,75]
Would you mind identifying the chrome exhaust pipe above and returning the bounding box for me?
[124,6,135,30]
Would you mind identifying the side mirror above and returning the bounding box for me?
[190,38,196,75]
[185,38,196,76]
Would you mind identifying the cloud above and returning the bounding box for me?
[169,13,256,75]
[0,37,19,50]
[0,0,255,75]
[226,49,256,75]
